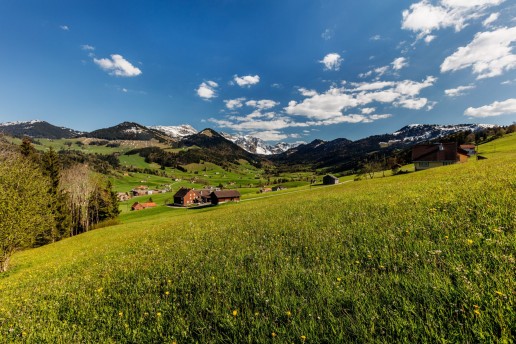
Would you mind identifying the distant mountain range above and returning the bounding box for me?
[0,120,83,139]
[0,120,494,162]
[271,123,495,169]
[220,132,301,155]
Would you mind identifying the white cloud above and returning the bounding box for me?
[369,114,393,120]
[402,0,504,40]
[93,54,142,77]
[392,57,408,70]
[250,130,288,141]
[464,98,516,117]
[424,35,437,43]
[224,98,246,109]
[245,99,279,110]
[60,25,69,31]
[320,53,343,71]
[81,44,95,51]
[298,88,319,97]
[286,76,436,119]
[234,74,260,87]
[483,12,500,27]
[321,28,334,40]
[444,84,476,96]
[441,26,516,79]
[361,107,376,114]
[374,66,389,76]
[197,81,218,100]
[370,35,382,41]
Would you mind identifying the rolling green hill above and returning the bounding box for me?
[0,134,514,342]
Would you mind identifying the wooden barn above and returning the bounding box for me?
[131,202,157,211]
[210,190,241,205]
[323,175,339,185]
[412,143,469,171]
[173,188,199,206]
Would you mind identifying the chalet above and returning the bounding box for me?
[210,190,241,205]
[272,185,287,191]
[173,188,200,206]
[131,202,157,211]
[459,144,476,156]
[412,143,469,171]
[323,175,339,185]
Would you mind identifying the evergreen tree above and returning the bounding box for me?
[40,148,71,243]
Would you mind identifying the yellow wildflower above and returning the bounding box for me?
[232,310,238,317]
[466,239,473,245]
[301,335,307,341]
[118,311,123,317]
[285,311,292,317]
[165,291,170,296]
[336,277,341,282]
[495,291,504,296]
[474,309,480,315]
[157,312,162,317]
[271,332,277,337]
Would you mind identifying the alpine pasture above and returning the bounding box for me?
[0,134,514,343]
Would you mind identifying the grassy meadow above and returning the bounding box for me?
[0,134,515,343]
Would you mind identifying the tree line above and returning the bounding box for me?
[0,138,119,272]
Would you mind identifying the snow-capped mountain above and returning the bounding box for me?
[0,120,83,139]
[392,124,495,143]
[220,132,301,155]
[150,124,198,138]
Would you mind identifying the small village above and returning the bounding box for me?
[125,142,479,211]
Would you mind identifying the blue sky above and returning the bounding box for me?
[1,0,515,142]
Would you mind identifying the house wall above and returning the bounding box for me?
[415,161,455,171]
[174,190,198,206]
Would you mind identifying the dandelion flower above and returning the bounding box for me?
[474,309,480,315]
[466,239,473,245]
[336,277,341,282]
[232,310,238,317]
[271,332,277,337]
[301,335,307,341]
[285,311,292,317]
[165,291,170,296]
[156,312,162,317]
[118,311,123,317]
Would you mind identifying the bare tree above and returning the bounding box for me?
[60,164,95,235]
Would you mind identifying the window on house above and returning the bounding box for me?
[419,162,429,167]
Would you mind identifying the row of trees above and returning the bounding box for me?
[0,138,119,272]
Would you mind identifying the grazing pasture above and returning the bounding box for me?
[0,134,514,342]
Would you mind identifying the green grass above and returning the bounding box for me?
[0,134,515,342]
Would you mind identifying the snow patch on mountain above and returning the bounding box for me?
[220,132,301,155]
[150,125,198,138]
[0,120,44,127]
[393,124,495,142]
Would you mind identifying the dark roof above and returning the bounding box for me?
[324,174,339,180]
[412,143,466,162]
[173,188,194,198]
[211,190,241,198]
[195,189,213,196]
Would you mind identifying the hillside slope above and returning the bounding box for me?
[1,134,514,342]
